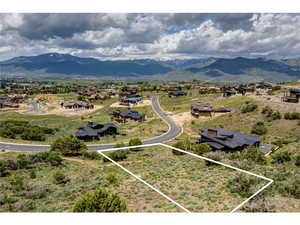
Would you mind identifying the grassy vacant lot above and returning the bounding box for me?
[159,90,222,114]
[0,151,180,212]
[0,96,168,144]
[102,146,266,212]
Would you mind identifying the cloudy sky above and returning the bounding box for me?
[0,13,300,61]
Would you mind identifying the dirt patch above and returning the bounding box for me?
[18,103,103,117]
[110,100,151,108]
[171,111,228,127]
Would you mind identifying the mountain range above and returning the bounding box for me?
[1,53,300,82]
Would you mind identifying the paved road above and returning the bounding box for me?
[0,96,182,152]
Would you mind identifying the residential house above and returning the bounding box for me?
[61,101,94,110]
[198,127,261,151]
[191,103,231,117]
[76,122,118,141]
[223,88,237,97]
[112,109,146,123]
[120,97,142,106]
[282,88,300,103]
[0,96,19,109]
[168,91,187,97]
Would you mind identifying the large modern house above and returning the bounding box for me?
[198,127,261,151]
[112,109,146,123]
[168,90,187,97]
[120,96,142,105]
[0,96,20,109]
[282,88,300,103]
[61,101,94,110]
[76,122,118,141]
[191,104,231,117]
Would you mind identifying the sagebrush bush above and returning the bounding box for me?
[128,138,143,151]
[227,174,259,198]
[73,189,127,212]
[240,146,266,165]
[284,112,300,120]
[241,102,258,113]
[53,171,69,185]
[81,151,102,160]
[272,151,291,164]
[0,160,9,177]
[103,151,128,162]
[295,155,300,167]
[50,135,87,156]
[192,143,212,156]
[251,121,268,135]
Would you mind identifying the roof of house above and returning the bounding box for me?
[76,122,117,137]
[191,104,214,112]
[121,97,142,103]
[169,91,187,95]
[200,127,261,149]
[224,88,237,94]
[113,109,145,120]
[63,101,93,107]
[290,88,300,94]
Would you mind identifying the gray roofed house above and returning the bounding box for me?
[168,91,187,97]
[76,121,118,141]
[191,104,232,117]
[198,127,261,151]
[112,109,146,122]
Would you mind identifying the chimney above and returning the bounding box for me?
[207,129,218,137]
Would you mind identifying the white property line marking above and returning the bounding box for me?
[97,143,274,213]
[98,150,191,213]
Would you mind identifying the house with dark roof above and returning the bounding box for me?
[198,127,261,151]
[0,96,19,109]
[282,88,300,103]
[76,122,118,141]
[191,104,232,117]
[61,101,94,110]
[223,88,237,97]
[191,104,214,117]
[120,97,142,105]
[112,109,146,123]
[168,91,187,97]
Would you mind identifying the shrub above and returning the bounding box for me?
[21,129,46,141]
[241,102,258,113]
[282,176,300,199]
[47,153,63,166]
[0,128,16,139]
[272,138,290,148]
[192,143,212,156]
[203,151,224,166]
[242,196,275,212]
[240,146,266,165]
[106,173,118,185]
[73,189,127,212]
[272,151,291,164]
[128,138,143,151]
[8,174,25,191]
[295,155,300,167]
[53,171,69,185]
[103,151,128,162]
[269,111,282,120]
[0,160,9,177]
[251,121,268,135]
[29,170,36,179]
[284,112,300,120]
[171,141,188,155]
[261,106,273,116]
[114,142,126,148]
[25,183,48,199]
[81,151,102,160]
[227,174,259,198]
[50,135,87,156]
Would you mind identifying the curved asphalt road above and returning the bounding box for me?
[0,96,182,152]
